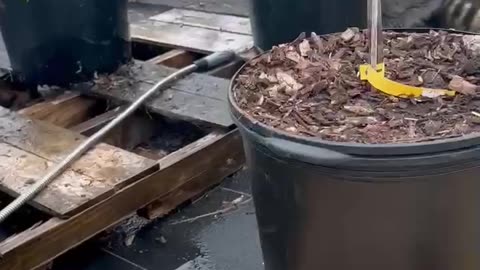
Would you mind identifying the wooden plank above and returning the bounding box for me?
[0,129,244,270]
[150,8,252,35]
[183,0,249,17]
[0,108,157,187]
[147,49,196,68]
[133,146,164,160]
[0,108,159,216]
[140,132,244,219]
[33,262,53,270]
[131,20,253,54]
[101,113,156,150]
[18,92,98,128]
[91,81,231,128]
[71,107,156,150]
[133,62,229,101]
[90,61,229,101]
[71,107,124,135]
[88,62,233,128]
[0,142,113,217]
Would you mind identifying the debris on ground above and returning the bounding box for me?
[449,75,478,96]
[233,30,480,144]
[105,215,152,247]
[170,193,252,225]
[155,235,168,244]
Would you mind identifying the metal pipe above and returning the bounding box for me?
[368,0,383,71]
[0,50,235,223]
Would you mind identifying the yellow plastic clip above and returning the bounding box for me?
[359,63,456,98]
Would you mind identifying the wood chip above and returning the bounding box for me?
[286,126,298,133]
[276,72,303,96]
[463,35,480,55]
[286,51,303,63]
[267,85,281,98]
[341,28,359,42]
[448,75,478,96]
[299,39,312,57]
[344,105,374,116]
[259,72,278,83]
[310,32,324,51]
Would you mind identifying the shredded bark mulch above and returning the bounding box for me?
[233,30,480,144]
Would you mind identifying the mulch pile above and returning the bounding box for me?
[233,29,480,144]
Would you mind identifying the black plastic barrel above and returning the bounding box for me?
[249,0,367,50]
[0,0,131,86]
[229,42,480,270]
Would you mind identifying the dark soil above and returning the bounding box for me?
[233,30,480,144]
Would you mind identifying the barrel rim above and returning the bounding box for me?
[229,28,480,156]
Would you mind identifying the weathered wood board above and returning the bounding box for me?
[18,92,98,128]
[140,131,245,219]
[131,20,253,53]
[146,49,195,68]
[150,8,252,35]
[87,62,234,128]
[0,142,112,216]
[0,107,159,217]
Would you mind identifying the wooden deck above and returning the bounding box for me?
[0,129,244,270]
[0,107,159,217]
[0,5,255,270]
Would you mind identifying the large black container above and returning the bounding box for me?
[229,43,480,270]
[249,0,367,50]
[0,0,131,86]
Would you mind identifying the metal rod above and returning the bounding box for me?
[0,64,197,223]
[368,0,383,70]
